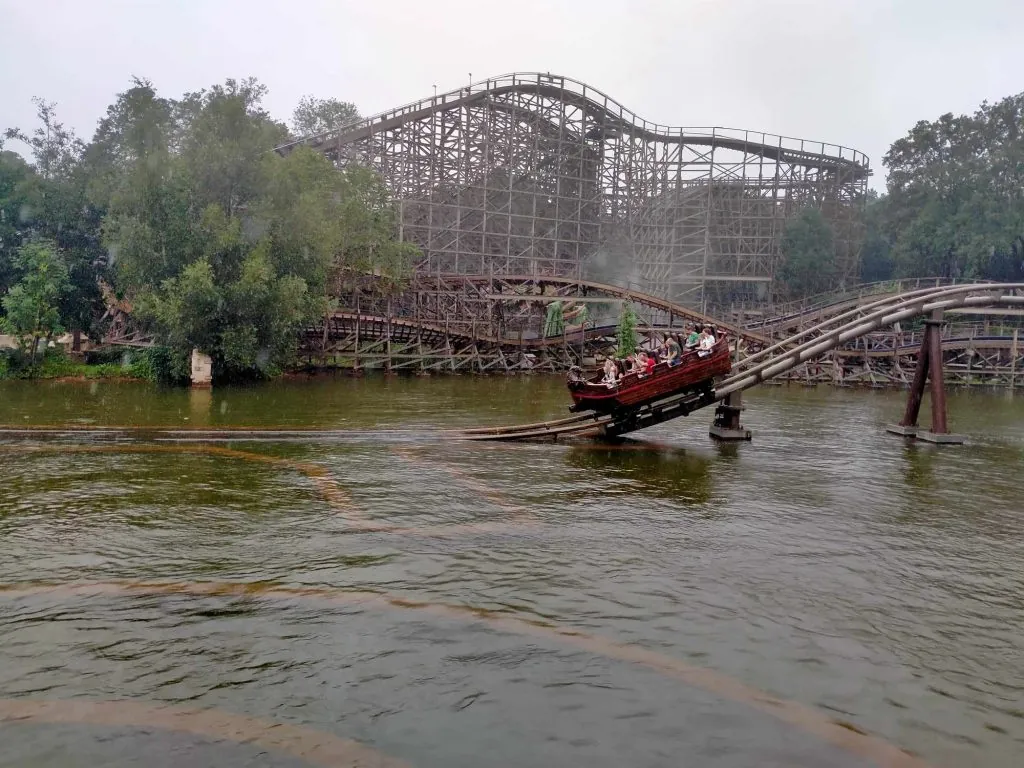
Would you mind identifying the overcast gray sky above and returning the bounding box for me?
[2,0,1022,188]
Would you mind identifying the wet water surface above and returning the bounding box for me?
[0,377,1022,767]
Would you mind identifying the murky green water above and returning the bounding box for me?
[1,376,1022,767]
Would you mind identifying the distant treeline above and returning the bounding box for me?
[779,92,1024,298]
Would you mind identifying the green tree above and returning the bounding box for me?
[291,95,360,137]
[0,150,37,296]
[1,241,71,365]
[859,193,894,283]
[881,92,1024,280]
[616,300,638,357]
[3,98,83,180]
[4,101,106,345]
[5,77,415,383]
[94,79,415,381]
[180,78,288,217]
[779,208,836,298]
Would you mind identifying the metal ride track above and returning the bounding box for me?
[463,283,1024,442]
[747,278,967,333]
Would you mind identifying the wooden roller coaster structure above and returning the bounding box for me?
[277,72,869,312]
[461,283,1024,441]
[299,273,769,374]
[104,274,1024,392]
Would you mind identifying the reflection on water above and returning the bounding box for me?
[563,440,714,505]
[0,377,1023,767]
[901,443,937,488]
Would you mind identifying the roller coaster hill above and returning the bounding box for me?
[106,74,1024,440]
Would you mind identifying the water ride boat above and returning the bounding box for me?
[566,338,732,414]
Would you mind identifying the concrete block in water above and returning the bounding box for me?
[191,349,213,388]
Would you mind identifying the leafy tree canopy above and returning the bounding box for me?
[3,78,414,382]
[91,79,411,380]
[779,208,836,298]
[2,100,105,338]
[291,96,361,138]
[879,92,1024,281]
[1,240,71,365]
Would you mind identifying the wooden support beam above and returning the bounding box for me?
[926,311,949,434]
[1012,329,1018,391]
[897,326,931,429]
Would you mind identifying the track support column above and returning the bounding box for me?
[886,309,963,444]
[709,391,752,441]
[711,335,751,441]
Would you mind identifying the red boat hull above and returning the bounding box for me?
[567,340,732,413]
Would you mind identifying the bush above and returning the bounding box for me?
[0,347,31,378]
[0,342,193,384]
[83,347,128,366]
[132,346,189,386]
[36,349,79,378]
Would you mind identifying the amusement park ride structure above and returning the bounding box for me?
[99,74,1024,443]
[460,282,1024,442]
[276,72,869,313]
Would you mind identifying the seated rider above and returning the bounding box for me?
[697,326,717,357]
[665,335,681,366]
[685,324,700,350]
[601,357,619,387]
[634,351,649,376]
[645,352,656,375]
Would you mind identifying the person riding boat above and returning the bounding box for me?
[665,335,681,366]
[697,326,717,357]
[633,351,649,376]
[685,324,700,350]
[601,357,619,387]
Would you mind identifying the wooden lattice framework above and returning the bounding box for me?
[276,72,870,313]
[302,274,768,374]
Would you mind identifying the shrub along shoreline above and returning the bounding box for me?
[0,346,180,384]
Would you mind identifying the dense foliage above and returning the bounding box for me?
[875,93,1024,282]
[616,301,638,357]
[780,90,1024,298]
[1,78,415,382]
[778,208,837,298]
[1,241,71,365]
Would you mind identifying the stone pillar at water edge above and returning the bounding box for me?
[190,348,213,388]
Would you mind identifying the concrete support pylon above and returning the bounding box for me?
[711,332,751,441]
[710,391,752,441]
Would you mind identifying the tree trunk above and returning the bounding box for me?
[29,333,40,368]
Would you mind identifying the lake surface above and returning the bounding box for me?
[1,377,1022,767]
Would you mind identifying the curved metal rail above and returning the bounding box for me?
[747,278,970,331]
[465,285,1024,441]
[736,283,1024,371]
[717,286,1024,398]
